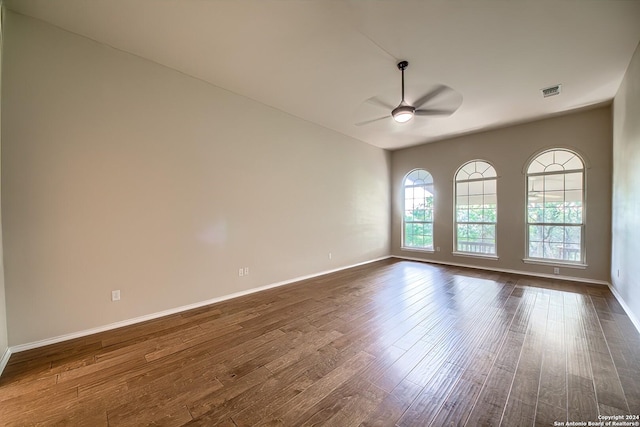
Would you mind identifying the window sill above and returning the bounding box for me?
[522,258,587,269]
[452,251,499,261]
[401,247,435,254]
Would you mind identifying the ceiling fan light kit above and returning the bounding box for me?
[392,105,415,123]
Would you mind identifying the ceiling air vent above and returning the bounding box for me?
[541,84,562,98]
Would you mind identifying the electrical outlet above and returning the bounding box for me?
[238,268,244,277]
[244,267,249,276]
[328,252,332,260]
[111,290,121,301]
[436,247,441,252]
[553,267,560,275]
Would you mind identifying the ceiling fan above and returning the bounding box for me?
[356,60,459,126]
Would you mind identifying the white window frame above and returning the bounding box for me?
[402,169,435,252]
[524,148,586,266]
[453,160,498,258]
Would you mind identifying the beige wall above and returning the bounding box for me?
[391,107,613,282]
[0,5,9,365]
[1,12,390,346]
[612,41,640,322]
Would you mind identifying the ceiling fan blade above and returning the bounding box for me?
[355,116,390,126]
[412,85,449,109]
[365,97,395,110]
[415,108,456,117]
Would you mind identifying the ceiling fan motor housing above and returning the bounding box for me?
[392,105,415,123]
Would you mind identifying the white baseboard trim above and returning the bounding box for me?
[393,255,610,286]
[608,285,640,334]
[0,347,11,377]
[9,256,392,354]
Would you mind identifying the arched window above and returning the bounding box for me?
[526,149,585,263]
[403,169,434,250]
[454,160,497,256]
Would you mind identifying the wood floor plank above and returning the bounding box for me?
[1,260,639,426]
[589,349,629,413]
[254,350,376,426]
[567,373,599,422]
[397,362,464,427]
[359,378,423,427]
[295,376,386,427]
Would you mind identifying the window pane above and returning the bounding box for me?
[528,175,543,193]
[545,225,565,243]
[529,225,542,241]
[404,210,414,222]
[528,161,545,174]
[565,172,583,190]
[554,149,574,166]
[560,243,581,261]
[544,175,564,192]
[461,162,477,177]
[484,179,496,194]
[484,192,497,205]
[469,181,484,195]
[565,206,582,224]
[482,224,495,239]
[483,207,497,222]
[456,207,469,222]
[528,204,543,223]
[456,182,469,196]
[565,189,582,203]
[543,202,564,223]
[413,209,426,221]
[535,151,555,168]
[544,190,565,204]
[469,195,484,206]
[468,208,483,222]
[424,207,433,222]
[478,162,497,178]
[564,156,584,171]
[565,226,581,244]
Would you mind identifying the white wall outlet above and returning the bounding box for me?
[244,267,249,275]
[436,247,441,252]
[238,268,244,277]
[553,267,560,275]
[328,252,332,260]
[111,290,121,301]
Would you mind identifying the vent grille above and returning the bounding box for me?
[541,84,562,98]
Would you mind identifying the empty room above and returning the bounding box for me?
[1,1,640,426]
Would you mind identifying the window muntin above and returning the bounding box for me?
[403,169,434,250]
[454,161,497,256]
[526,149,585,263]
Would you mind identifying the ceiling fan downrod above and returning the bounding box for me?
[392,60,415,123]
[398,60,408,103]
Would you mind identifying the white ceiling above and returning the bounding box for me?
[5,0,640,150]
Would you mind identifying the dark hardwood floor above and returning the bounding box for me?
[1,259,639,426]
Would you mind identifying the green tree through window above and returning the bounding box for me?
[403,169,434,250]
